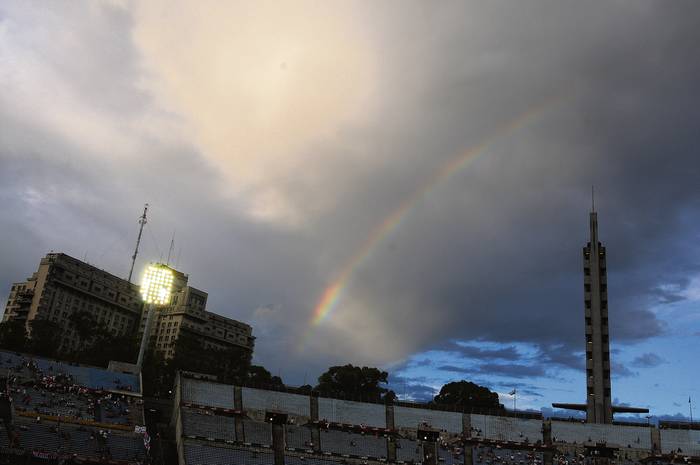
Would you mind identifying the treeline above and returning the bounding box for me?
[0,319,504,412]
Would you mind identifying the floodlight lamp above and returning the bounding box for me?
[140,263,174,305]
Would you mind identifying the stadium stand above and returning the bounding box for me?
[285,424,313,450]
[473,445,543,465]
[394,405,463,433]
[318,397,386,429]
[243,418,273,445]
[551,421,652,449]
[396,437,423,462]
[0,350,139,392]
[4,353,142,426]
[284,455,358,465]
[471,414,543,443]
[173,375,700,465]
[659,428,700,456]
[184,442,275,465]
[181,377,235,409]
[319,428,387,458]
[182,407,236,441]
[244,387,311,418]
[0,416,147,462]
[0,351,147,463]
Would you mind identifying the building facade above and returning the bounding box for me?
[3,253,255,361]
[2,253,143,353]
[137,267,255,360]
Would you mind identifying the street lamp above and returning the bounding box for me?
[136,264,174,370]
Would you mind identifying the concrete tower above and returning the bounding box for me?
[583,208,612,424]
[552,202,648,422]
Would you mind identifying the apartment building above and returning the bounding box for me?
[2,253,142,353]
[3,253,255,360]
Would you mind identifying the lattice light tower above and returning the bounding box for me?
[136,263,174,370]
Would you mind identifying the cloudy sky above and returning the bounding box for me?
[2,1,700,418]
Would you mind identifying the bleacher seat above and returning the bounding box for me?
[285,424,313,450]
[243,419,273,445]
[182,408,236,441]
[320,429,387,458]
[396,437,422,462]
[184,442,274,465]
[182,378,235,409]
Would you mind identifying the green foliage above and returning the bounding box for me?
[68,311,98,342]
[383,390,398,404]
[293,384,313,395]
[432,380,504,412]
[315,364,388,402]
[0,319,27,352]
[64,311,139,366]
[168,330,253,384]
[142,350,172,398]
[246,365,284,389]
[28,319,61,358]
[140,328,256,397]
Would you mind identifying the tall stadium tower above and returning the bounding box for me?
[552,202,648,423]
[583,207,612,423]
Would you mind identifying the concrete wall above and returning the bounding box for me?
[177,379,700,457]
[180,378,234,409]
[394,406,462,433]
[317,398,386,428]
[551,421,651,449]
[470,414,542,443]
[241,387,310,418]
[660,429,700,455]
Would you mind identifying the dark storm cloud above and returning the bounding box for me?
[332,0,700,369]
[536,345,585,372]
[2,0,700,392]
[631,353,666,368]
[438,363,547,380]
[611,362,637,379]
[387,374,438,402]
[436,341,522,362]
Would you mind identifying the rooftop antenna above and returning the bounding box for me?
[175,247,182,269]
[128,203,148,283]
[591,185,595,212]
[166,231,176,266]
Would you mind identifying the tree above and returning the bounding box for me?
[168,330,253,385]
[294,384,313,396]
[68,311,98,342]
[28,319,61,358]
[315,364,388,402]
[0,320,27,352]
[246,365,284,389]
[432,380,503,412]
[64,311,138,366]
[142,350,173,397]
[383,390,398,404]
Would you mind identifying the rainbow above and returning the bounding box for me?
[303,96,566,346]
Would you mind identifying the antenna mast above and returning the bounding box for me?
[128,204,148,283]
[166,231,176,266]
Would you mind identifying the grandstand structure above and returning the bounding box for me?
[0,349,148,463]
[171,374,700,465]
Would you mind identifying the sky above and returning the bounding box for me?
[1,1,699,420]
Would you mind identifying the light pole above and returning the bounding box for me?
[136,264,174,371]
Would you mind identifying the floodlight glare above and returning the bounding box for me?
[140,264,174,305]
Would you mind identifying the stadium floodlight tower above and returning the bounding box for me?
[136,263,174,371]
